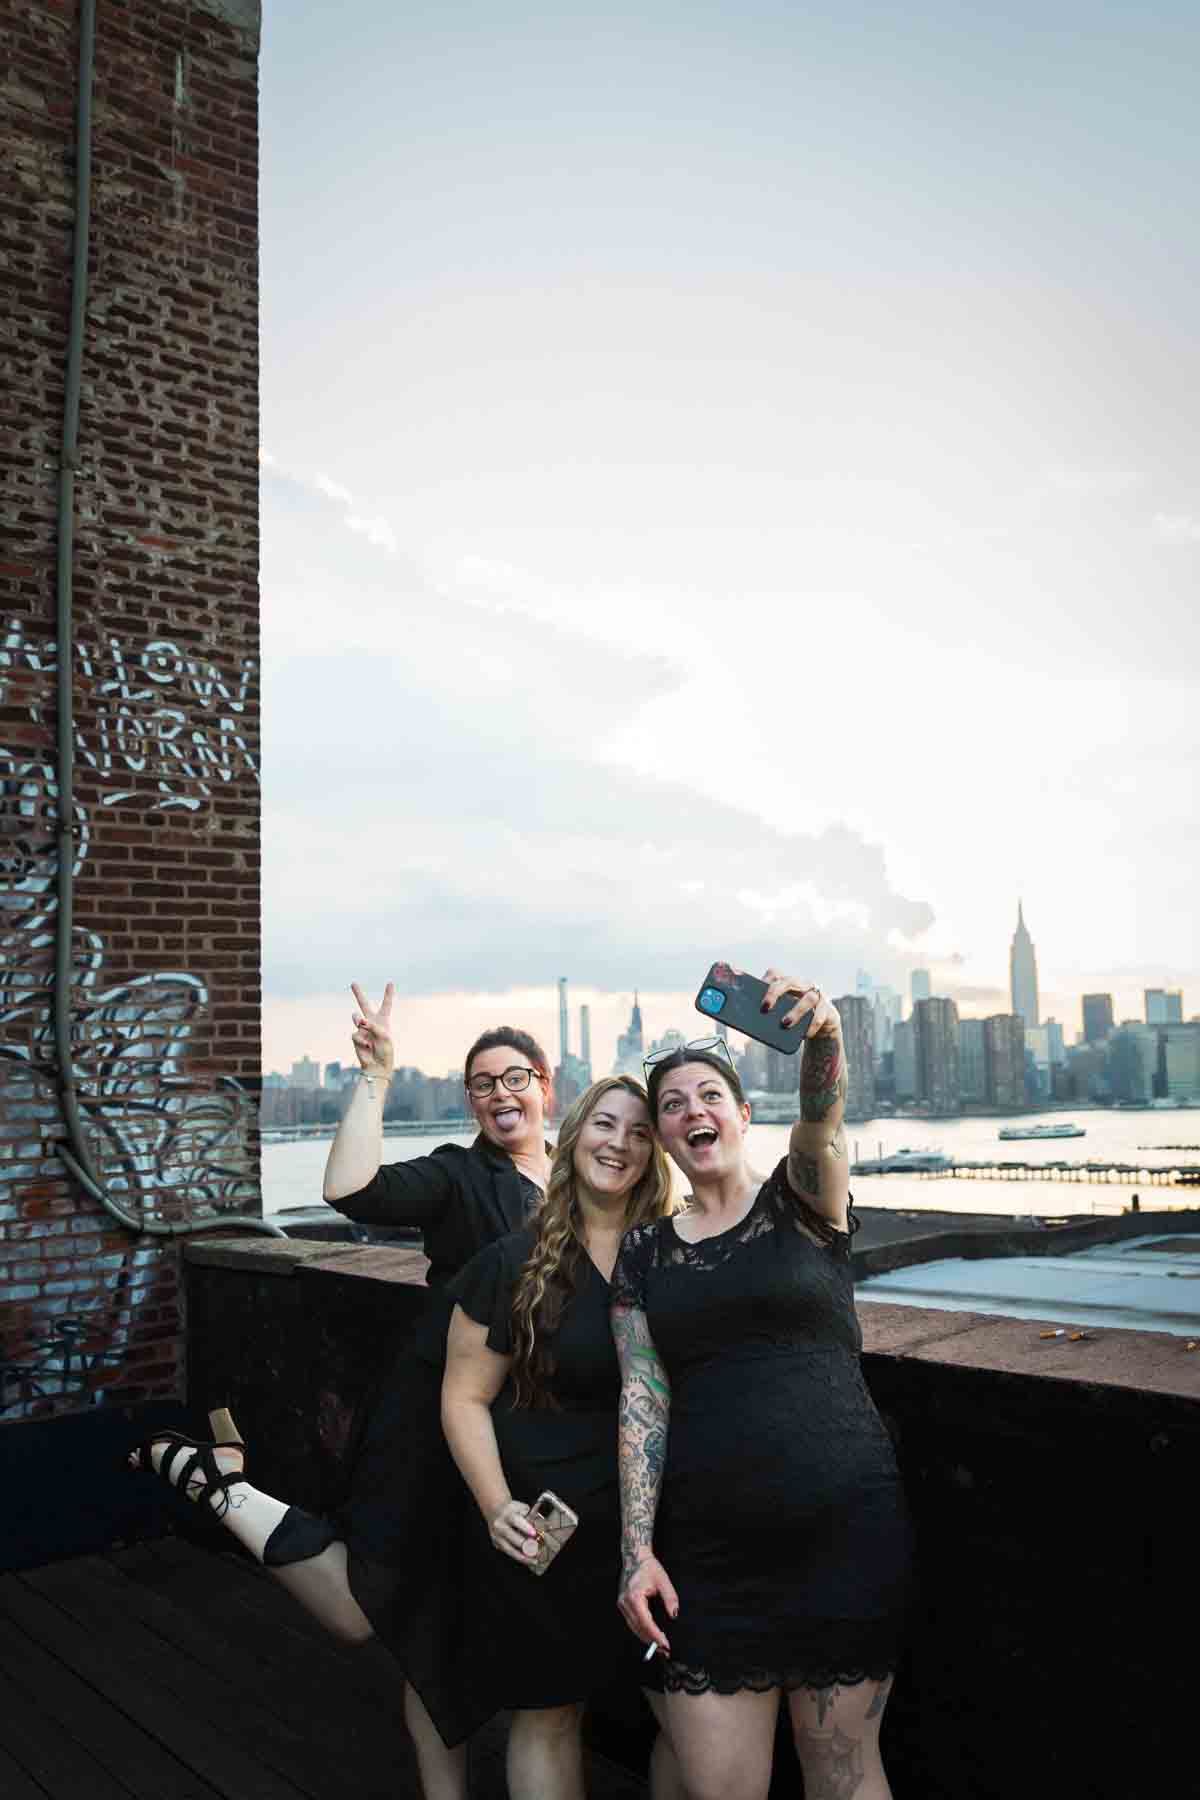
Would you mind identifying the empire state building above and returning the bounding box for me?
[1009,901,1040,1026]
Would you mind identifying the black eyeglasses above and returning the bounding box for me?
[642,1035,736,1081]
[465,1065,541,1098]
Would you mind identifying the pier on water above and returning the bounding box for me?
[854,1159,1200,1189]
[262,1119,474,1144]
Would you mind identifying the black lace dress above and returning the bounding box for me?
[448,1231,649,1708]
[611,1160,912,1696]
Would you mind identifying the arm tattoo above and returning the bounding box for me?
[792,1149,821,1199]
[612,1302,671,1586]
[799,1034,847,1123]
[864,1675,893,1720]
[789,1036,851,1221]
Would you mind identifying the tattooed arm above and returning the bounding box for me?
[768,979,850,1230]
[611,1299,678,1653]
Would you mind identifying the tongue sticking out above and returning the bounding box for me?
[492,1107,522,1135]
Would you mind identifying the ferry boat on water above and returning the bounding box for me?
[997,1122,1087,1141]
[853,1146,954,1174]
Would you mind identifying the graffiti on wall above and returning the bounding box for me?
[1,616,257,811]
[0,624,261,1414]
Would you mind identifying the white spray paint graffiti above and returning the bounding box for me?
[0,622,261,1413]
[0,617,257,810]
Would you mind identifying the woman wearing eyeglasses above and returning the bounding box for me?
[132,983,555,1800]
[612,974,912,1800]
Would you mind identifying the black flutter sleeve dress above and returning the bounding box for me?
[448,1232,649,1710]
[610,1159,913,1697]
[330,1138,543,1746]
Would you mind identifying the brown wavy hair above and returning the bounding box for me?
[509,1076,674,1409]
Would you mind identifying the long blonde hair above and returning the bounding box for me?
[510,1076,673,1409]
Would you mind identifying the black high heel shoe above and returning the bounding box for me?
[131,1407,247,1519]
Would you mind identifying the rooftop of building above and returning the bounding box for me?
[857,1232,1200,1337]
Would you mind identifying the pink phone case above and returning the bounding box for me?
[526,1490,579,1577]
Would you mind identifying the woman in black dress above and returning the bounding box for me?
[133,981,554,1800]
[612,971,913,1800]
[442,1076,682,1800]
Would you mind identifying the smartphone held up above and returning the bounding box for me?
[694,963,814,1054]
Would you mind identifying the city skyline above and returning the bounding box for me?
[265,948,1193,1085]
[259,5,1199,1081]
[269,979,1200,1122]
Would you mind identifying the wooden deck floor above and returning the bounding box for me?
[0,1536,648,1800]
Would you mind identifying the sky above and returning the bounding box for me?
[258,0,1199,1078]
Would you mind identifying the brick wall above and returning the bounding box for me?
[0,0,263,1423]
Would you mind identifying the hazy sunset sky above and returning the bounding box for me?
[258,1,1199,1077]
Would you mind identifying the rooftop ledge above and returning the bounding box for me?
[185,1234,1200,1410]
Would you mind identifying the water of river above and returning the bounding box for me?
[263,1105,1200,1221]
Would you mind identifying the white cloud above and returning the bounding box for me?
[258,452,1200,1068]
[346,513,399,554]
[315,472,355,506]
[1044,467,1145,498]
[1152,513,1200,544]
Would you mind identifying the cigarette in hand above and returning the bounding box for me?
[643,1641,659,1662]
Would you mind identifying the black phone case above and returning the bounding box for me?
[694,963,814,1055]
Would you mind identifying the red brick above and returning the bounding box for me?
[0,0,263,1423]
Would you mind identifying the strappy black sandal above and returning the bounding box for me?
[132,1407,247,1519]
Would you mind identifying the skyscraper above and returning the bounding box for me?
[872,985,901,1056]
[892,1018,917,1103]
[983,1015,1025,1109]
[1162,1024,1200,1101]
[1106,1025,1157,1103]
[580,1004,592,1080]
[910,969,932,1006]
[1145,988,1184,1024]
[1009,902,1039,1026]
[613,993,645,1077]
[835,994,876,1121]
[913,997,960,1112]
[959,1019,987,1103]
[1082,993,1114,1044]
[553,978,590,1113]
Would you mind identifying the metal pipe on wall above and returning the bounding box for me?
[53,0,282,1238]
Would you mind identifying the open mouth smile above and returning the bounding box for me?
[686,1128,719,1148]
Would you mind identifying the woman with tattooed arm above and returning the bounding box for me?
[611,972,912,1800]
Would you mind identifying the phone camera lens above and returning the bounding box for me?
[698,987,726,1015]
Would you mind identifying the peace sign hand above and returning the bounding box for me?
[350,981,396,1078]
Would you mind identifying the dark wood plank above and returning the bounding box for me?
[0,1730,55,1800]
[0,1664,134,1800]
[99,1543,398,1727]
[120,1537,411,1712]
[26,1554,405,1800]
[0,1573,304,1800]
[0,1584,216,1800]
[0,1544,645,1800]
